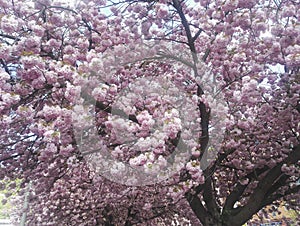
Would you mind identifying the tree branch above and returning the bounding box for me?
[227,144,300,225]
[203,177,221,220]
[223,182,248,212]
[185,192,208,225]
[172,0,198,64]
[192,28,203,42]
[0,33,20,41]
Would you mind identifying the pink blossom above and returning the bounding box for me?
[0,15,19,33]
[282,5,296,17]
[129,154,147,166]
[157,7,168,18]
[92,84,108,101]
[137,110,155,130]
[0,0,299,225]
[0,71,10,83]
[65,82,81,103]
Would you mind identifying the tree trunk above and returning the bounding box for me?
[201,217,223,226]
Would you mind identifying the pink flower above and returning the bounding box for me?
[65,82,81,103]
[157,7,168,18]
[192,171,205,183]
[238,0,257,9]
[47,39,61,49]
[282,5,296,17]
[101,39,112,48]
[25,37,41,49]
[0,45,10,61]
[137,110,155,130]
[0,71,10,83]
[129,154,147,166]
[191,148,201,158]
[92,84,109,101]
[0,15,19,33]
[41,105,61,121]
[186,160,201,173]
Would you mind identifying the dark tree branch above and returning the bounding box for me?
[0,59,10,74]
[192,28,203,42]
[197,84,210,163]
[203,177,221,220]
[223,182,248,212]
[0,33,20,41]
[185,192,208,225]
[227,144,300,225]
[261,184,300,208]
[172,0,198,64]
[47,6,78,14]
[95,101,139,124]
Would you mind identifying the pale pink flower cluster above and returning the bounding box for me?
[0,15,19,33]
[40,105,62,121]
[0,71,10,85]
[137,110,155,131]
[129,153,148,167]
[65,82,81,104]
[44,71,58,84]
[43,129,60,143]
[186,160,205,183]
[39,143,58,162]
[92,84,109,102]
[0,45,10,61]
[163,109,182,139]
[1,93,20,108]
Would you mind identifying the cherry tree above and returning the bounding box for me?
[0,0,299,225]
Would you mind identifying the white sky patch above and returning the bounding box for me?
[59,0,78,7]
[268,64,285,74]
